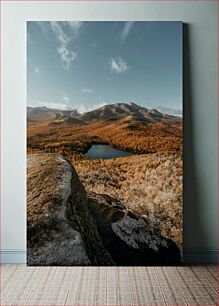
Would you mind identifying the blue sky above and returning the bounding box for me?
[27,21,182,115]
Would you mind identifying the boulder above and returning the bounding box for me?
[87,192,182,266]
[27,153,181,266]
[27,154,113,266]
[87,192,126,210]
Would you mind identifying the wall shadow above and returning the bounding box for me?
[183,23,207,264]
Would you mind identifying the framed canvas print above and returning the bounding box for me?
[27,21,183,266]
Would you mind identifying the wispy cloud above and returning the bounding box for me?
[28,99,108,114]
[50,22,83,70]
[50,21,70,44]
[57,45,77,70]
[67,21,83,37]
[82,88,93,94]
[120,21,134,42]
[34,66,41,74]
[29,93,71,110]
[28,60,42,74]
[110,57,129,74]
[76,102,107,114]
[155,106,182,117]
[61,92,70,104]
[37,21,83,70]
[30,100,72,111]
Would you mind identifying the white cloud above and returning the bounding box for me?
[28,61,41,74]
[76,102,108,114]
[76,105,87,114]
[34,66,41,74]
[29,93,71,110]
[50,21,83,43]
[61,92,70,104]
[110,57,129,74]
[30,100,72,111]
[28,99,109,114]
[57,45,77,70]
[155,106,182,117]
[51,21,79,70]
[82,88,93,94]
[67,21,83,37]
[48,22,83,70]
[121,22,134,42]
[50,21,70,44]
[37,21,83,40]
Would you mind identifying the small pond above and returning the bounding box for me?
[85,144,132,160]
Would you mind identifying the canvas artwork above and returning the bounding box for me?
[27,21,183,266]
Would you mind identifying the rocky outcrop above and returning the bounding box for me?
[87,192,181,266]
[87,192,126,210]
[27,154,181,266]
[27,154,113,266]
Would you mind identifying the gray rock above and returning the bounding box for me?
[87,192,126,210]
[87,193,182,266]
[27,153,181,266]
[27,154,113,266]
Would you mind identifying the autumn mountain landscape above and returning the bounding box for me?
[27,102,182,154]
[27,102,183,265]
[26,21,183,266]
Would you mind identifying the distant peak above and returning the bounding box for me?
[149,108,161,114]
[128,102,137,106]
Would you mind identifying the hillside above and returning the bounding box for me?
[27,102,182,155]
[27,102,183,247]
[27,106,80,122]
[27,102,182,125]
[80,102,181,124]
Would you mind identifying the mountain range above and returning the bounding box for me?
[27,102,182,125]
[27,102,182,155]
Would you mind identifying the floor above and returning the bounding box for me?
[1,265,218,305]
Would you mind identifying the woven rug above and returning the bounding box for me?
[1,265,218,305]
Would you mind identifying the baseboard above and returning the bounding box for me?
[183,249,218,265]
[1,249,218,264]
[0,250,26,264]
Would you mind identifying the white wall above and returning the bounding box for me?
[1,1,218,263]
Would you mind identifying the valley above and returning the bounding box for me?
[27,102,183,246]
[27,102,182,156]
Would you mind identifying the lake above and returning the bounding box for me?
[86,144,132,159]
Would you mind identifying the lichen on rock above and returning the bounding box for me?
[87,192,181,266]
[27,153,113,266]
[27,153,181,266]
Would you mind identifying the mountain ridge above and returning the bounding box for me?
[27,102,182,124]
